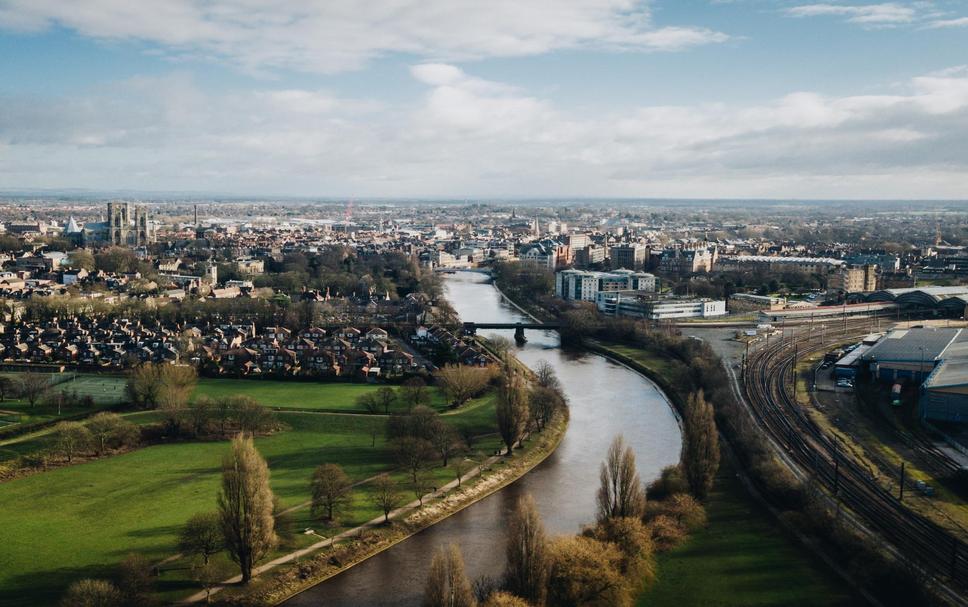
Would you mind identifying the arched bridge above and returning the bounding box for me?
[462,321,561,340]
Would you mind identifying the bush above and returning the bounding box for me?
[644,493,707,532]
[646,465,688,500]
[645,514,688,552]
[60,579,123,607]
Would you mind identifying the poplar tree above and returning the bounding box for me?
[217,434,277,583]
[423,544,476,607]
[683,390,720,500]
[596,435,646,522]
[504,494,548,606]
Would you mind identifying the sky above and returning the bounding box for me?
[0,0,967,200]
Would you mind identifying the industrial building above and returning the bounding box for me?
[860,327,964,383]
[596,292,726,320]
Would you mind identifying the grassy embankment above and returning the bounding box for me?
[0,379,501,606]
[594,341,857,607]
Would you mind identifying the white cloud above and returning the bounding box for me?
[786,3,918,26]
[2,65,968,198]
[926,16,968,28]
[0,0,730,74]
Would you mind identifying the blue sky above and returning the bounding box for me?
[1,1,967,199]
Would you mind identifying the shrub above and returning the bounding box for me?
[645,514,688,552]
[645,465,688,500]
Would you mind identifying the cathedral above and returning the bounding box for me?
[67,202,156,246]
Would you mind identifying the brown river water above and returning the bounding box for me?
[284,271,682,606]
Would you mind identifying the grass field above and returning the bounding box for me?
[0,383,501,606]
[0,373,127,430]
[638,457,858,607]
[192,378,455,413]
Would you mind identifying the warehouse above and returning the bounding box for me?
[921,359,968,423]
[860,327,966,383]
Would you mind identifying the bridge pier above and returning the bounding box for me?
[514,325,526,342]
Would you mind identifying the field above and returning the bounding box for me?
[192,378,454,412]
[0,381,500,606]
[638,457,858,607]
[0,373,127,430]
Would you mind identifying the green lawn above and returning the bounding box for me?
[192,378,453,413]
[0,386,499,606]
[0,373,127,430]
[638,458,859,607]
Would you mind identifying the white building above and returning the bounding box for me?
[596,292,726,320]
[555,268,657,302]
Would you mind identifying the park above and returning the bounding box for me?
[0,373,506,605]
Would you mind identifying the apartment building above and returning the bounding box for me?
[555,268,657,302]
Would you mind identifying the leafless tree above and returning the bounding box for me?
[310,463,352,521]
[423,544,477,607]
[597,435,646,522]
[371,473,404,524]
[504,494,548,605]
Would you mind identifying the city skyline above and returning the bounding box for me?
[1,1,968,199]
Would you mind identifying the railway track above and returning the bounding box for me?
[741,317,968,601]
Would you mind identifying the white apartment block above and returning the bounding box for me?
[555,268,657,302]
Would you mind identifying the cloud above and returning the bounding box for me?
[1,65,968,198]
[0,1,730,74]
[926,16,968,28]
[786,3,918,26]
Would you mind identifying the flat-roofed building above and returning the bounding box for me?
[555,268,657,302]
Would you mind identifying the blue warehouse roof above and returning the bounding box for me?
[861,327,964,363]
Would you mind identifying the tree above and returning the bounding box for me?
[399,377,430,412]
[310,463,352,521]
[117,553,153,605]
[395,436,434,483]
[584,517,656,592]
[67,249,96,271]
[357,391,382,415]
[596,435,646,522]
[94,246,138,273]
[126,364,162,408]
[54,421,91,463]
[533,361,560,391]
[504,495,548,606]
[375,386,397,414]
[429,419,463,467]
[435,365,492,407]
[235,398,275,434]
[546,536,631,607]
[86,412,139,455]
[683,390,720,500]
[217,434,277,583]
[183,397,213,437]
[527,386,564,432]
[495,367,528,455]
[60,579,123,607]
[423,544,476,607]
[178,512,224,566]
[412,466,435,506]
[18,371,49,408]
[0,376,13,401]
[371,473,404,524]
[157,364,198,410]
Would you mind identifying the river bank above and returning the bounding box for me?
[282,271,681,606]
[208,410,568,605]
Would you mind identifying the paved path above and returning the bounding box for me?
[180,449,507,604]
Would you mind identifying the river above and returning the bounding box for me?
[285,271,682,606]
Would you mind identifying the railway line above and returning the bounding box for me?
[741,316,968,602]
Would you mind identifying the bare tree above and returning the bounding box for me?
[435,364,492,408]
[53,421,91,463]
[357,391,382,415]
[117,553,154,605]
[217,434,277,583]
[423,544,477,607]
[533,360,560,391]
[18,371,49,408]
[546,536,630,607]
[495,367,528,456]
[597,435,646,522]
[399,377,431,412]
[375,386,397,414]
[371,473,404,524]
[395,436,434,483]
[527,386,564,432]
[430,420,464,467]
[178,512,224,567]
[310,463,352,521]
[0,376,14,401]
[504,494,548,606]
[683,390,720,500]
[86,412,139,455]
